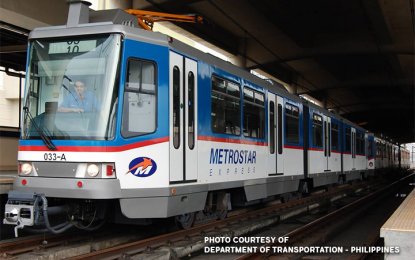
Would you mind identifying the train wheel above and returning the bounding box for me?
[175,212,195,229]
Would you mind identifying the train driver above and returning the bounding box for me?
[58,80,99,113]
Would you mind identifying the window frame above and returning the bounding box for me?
[331,121,339,152]
[284,102,300,145]
[121,58,158,139]
[188,71,195,150]
[210,75,241,136]
[243,86,265,139]
[311,113,323,148]
[345,126,351,153]
[269,100,275,154]
[356,131,365,155]
[277,103,283,154]
[172,65,181,148]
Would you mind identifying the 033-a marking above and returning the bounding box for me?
[43,153,67,161]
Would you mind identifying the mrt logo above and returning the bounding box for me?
[127,157,157,177]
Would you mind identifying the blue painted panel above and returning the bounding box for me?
[115,39,170,147]
[21,39,170,149]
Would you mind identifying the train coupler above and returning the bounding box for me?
[3,191,43,237]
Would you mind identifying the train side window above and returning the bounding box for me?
[360,133,365,155]
[355,132,364,155]
[243,87,265,139]
[362,135,366,156]
[345,127,351,153]
[312,113,323,148]
[188,71,195,150]
[368,139,374,158]
[173,66,180,149]
[376,141,379,157]
[285,103,300,144]
[331,122,339,151]
[211,76,241,135]
[122,59,156,138]
[269,101,275,154]
[278,104,283,154]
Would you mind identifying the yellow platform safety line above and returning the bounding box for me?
[125,9,204,31]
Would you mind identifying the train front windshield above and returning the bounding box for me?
[22,34,121,141]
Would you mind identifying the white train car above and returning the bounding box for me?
[341,120,368,181]
[304,102,343,187]
[400,147,410,169]
[366,132,375,176]
[3,2,386,236]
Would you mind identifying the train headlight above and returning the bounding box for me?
[20,163,33,175]
[86,164,100,177]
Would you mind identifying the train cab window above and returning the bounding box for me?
[285,103,300,144]
[331,122,339,151]
[211,76,241,135]
[243,87,265,139]
[312,113,323,148]
[122,59,156,138]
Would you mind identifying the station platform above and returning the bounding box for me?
[0,171,16,195]
[381,184,415,259]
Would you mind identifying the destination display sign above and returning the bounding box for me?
[49,40,97,54]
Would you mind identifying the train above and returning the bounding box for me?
[3,1,411,237]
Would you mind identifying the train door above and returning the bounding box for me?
[267,93,284,175]
[351,127,356,169]
[324,116,331,171]
[267,93,277,175]
[169,51,198,183]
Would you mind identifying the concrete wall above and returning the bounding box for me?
[0,73,23,127]
[0,0,68,29]
[0,135,18,172]
[0,0,133,30]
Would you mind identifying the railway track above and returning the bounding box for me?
[0,175,401,259]
[236,173,413,259]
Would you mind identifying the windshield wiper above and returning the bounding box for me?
[23,106,57,151]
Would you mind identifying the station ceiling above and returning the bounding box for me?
[135,0,414,144]
[0,22,29,72]
[0,0,413,143]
